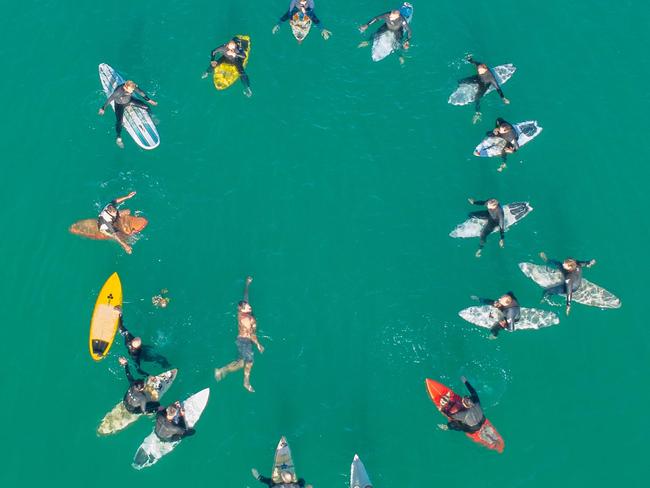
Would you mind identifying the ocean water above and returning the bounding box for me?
[1,1,648,486]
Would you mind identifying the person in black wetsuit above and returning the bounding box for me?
[438,376,485,433]
[251,468,312,488]
[154,402,195,442]
[98,80,157,148]
[272,0,332,40]
[97,191,137,254]
[202,38,252,97]
[116,308,171,375]
[358,9,412,62]
[467,198,505,257]
[460,55,510,124]
[474,292,521,338]
[486,118,519,172]
[539,252,597,316]
[118,356,160,415]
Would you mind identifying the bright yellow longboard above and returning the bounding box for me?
[213,35,251,91]
[89,272,123,361]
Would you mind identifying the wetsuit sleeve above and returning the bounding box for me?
[144,401,160,413]
[256,475,274,487]
[548,259,563,268]
[309,9,323,28]
[123,364,137,385]
[472,200,488,206]
[504,308,517,331]
[468,57,482,66]
[211,44,228,60]
[279,8,295,23]
[463,380,481,404]
[364,12,390,27]
[498,208,505,239]
[487,72,505,98]
[402,19,412,41]
[478,297,496,305]
[235,60,251,89]
[297,479,306,487]
[447,420,474,433]
[134,87,151,102]
[576,260,592,267]
[101,88,121,111]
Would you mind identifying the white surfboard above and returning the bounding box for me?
[272,436,298,483]
[351,454,372,488]
[371,3,413,62]
[448,64,516,106]
[474,121,542,158]
[459,305,560,330]
[98,63,160,150]
[98,369,177,436]
[519,262,622,309]
[132,388,210,470]
[450,202,533,238]
[290,11,312,43]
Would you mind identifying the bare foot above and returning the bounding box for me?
[358,41,369,48]
[214,368,224,381]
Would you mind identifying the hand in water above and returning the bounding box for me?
[257,343,265,353]
[566,304,571,316]
[148,100,158,106]
[503,97,510,105]
[497,163,507,172]
[399,56,405,65]
[322,29,331,40]
[403,40,410,50]
[472,112,482,124]
[539,252,548,262]
[116,137,124,149]
[467,198,475,204]
[118,357,128,366]
[359,25,368,33]
[358,41,369,48]
[272,24,280,34]
[243,87,252,98]
[438,424,449,431]
[466,53,473,62]
[475,249,482,258]
[499,239,505,248]
[488,334,498,340]
[201,72,208,79]
[589,259,597,267]
[469,295,479,301]
[251,468,259,479]
[98,108,105,116]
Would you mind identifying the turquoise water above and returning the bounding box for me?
[1,0,648,485]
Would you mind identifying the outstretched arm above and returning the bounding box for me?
[462,377,480,404]
[119,358,137,385]
[360,12,390,30]
[210,43,228,61]
[100,87,121,112]
[243,276,252,303]
[114,191,136,205]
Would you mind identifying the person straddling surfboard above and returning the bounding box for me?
[466,198,505,257]
[117,356,161,415]
[202,39,252,97]
[471,292,521,338]
[480,118,519,171]
[251,468,312,488]
[214,276,264,392]
[358,9,412,58]
[461,55,510,124]
[117,308,171,375]
[539,252,597,316]
[272,0,332,40]
[437,376,486,433]
[97,191,137,254]
[154,402,195,442]
[98,80,157,148]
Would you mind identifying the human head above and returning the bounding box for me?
[389,10,400,21]
[477,64,488,75]
[462,396,474,408]
[124,80,136,93]
[298,0,308,6]
[166,404,179,419]
[487,198,499,210]
[227,40,237,51]
[238,300,252,313]
[563,258,577,271]
[498,294,513,307]
[134,380,145,391]
[131,337,142,349]
[281,471,293,483]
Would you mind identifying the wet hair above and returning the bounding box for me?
[238,300,249,309]
[134,380,145,390]
[487,198,499,208]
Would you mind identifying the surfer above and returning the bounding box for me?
[358,9,412,61]
[272,0,332,40]
[116,308,171,375]
[118,357,160,415]
[461,55,510,124]
[437,376,486,433]
[97,191,137,254]
[473,292,521,338]
[467,198,505,257]
[539,252,597,315]
[98,80,157,148]
[251,468,312,488]
[214,276,264,392]
[202,38,252,97]
[485,118,519,171]
[154,402,195,442]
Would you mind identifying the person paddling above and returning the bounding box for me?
[467,198,505,257]
[273,0,332,40]
[460,55,510,124]
[540,252,596,315]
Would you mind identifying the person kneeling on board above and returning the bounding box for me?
[202,39,252,97]
[473,292,521,339]
[539,252,596,316]
[118,356,160,415]
[97,191,137,254]
[467,198,505,257]
[116,307,171,375]
[98,80,157,148]
[272,0,332,40]
[438,376,486,433]
[154,402,195,442]
[461,55,510,124]
[251,468,312,488]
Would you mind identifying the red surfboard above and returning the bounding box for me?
[425,378,504,453]
[69,211,148,240]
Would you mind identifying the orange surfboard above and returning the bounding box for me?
[70,212,148,240]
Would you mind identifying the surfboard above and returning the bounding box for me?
[97,369,178,436]
[448,64,516,106]
[459,305,560,331]
[213,35,251,90]
[425,378,504,453]
[350,454,372,488]
[69,212,148,241]
[474,121,543,158]
[290,11,312,43]
[519,262,622,309]
[449,202,533,238]
[272,436,298,484]
[132,388,210,470]
[98,63,160,150]
[371,3,413,62]
[89,272,122,361]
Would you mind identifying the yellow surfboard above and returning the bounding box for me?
[213,35,251,90]
[89,272,123,361]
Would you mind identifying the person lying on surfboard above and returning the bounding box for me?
[202,39,252,97]
[539,253,597,316]
[97,191,137,254]
[117,308,172,375]
[272,0,332,40]
[482,118,519,172]
[118,357,161,415]
[98,80,157,148]
[466,198,505,257]
[214,276,265,392]
[251,468,312,488]
[358,9,412,51]
[471,292,521,338]
[437,376,486,433]
[154,402,195,442]
[460,55,510,124]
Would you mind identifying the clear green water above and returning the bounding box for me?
[1,1,647,485]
